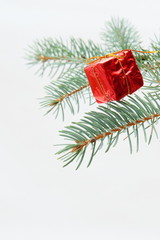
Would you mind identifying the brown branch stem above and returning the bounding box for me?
[142,64,160,70]
[50,84,89,106]
[37,55,85,62]
[71,113,160,152]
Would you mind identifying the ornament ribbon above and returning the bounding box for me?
[86,49,158,65]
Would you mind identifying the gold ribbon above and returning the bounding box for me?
[86,49,158,65]
[86,49,158,101]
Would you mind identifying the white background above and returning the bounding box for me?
[0,0,160,239]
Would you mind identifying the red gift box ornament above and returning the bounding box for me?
[84,49,157,103]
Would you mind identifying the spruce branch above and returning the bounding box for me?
[141,36,160,73]
[57,94,160,169]
[40,67,92,119]
[71,113,160,152]
[49,84,89,106]
[101,17,141,52]
[141,44,160,93]
[26,38,105,79]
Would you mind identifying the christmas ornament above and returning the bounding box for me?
[84,49,144,103]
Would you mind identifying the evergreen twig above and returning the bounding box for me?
[40,67,92,118]
[26,38,105,79]
[101,17,141,52]
[57,94,160,169]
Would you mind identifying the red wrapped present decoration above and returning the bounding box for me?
[84,49,144,103]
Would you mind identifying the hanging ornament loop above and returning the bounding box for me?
[86,49,158,65]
